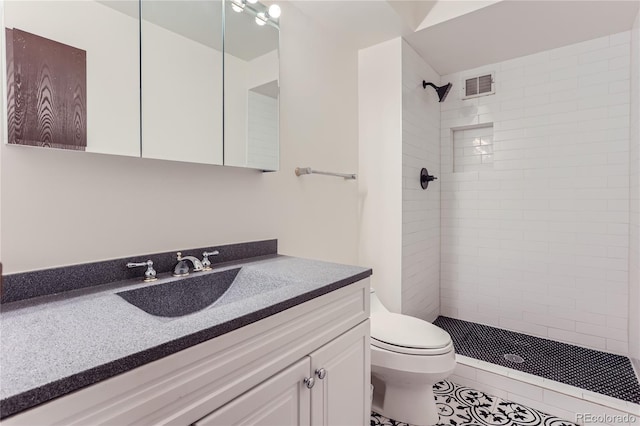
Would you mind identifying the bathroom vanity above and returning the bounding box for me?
[0,242,372,425]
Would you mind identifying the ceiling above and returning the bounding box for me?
[99,0,639,75]
[251,80,279,98]
[289,1,415,49]
[405,0,640,75]
[291,0,639,76]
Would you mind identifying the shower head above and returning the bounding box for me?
[422,81,452,102]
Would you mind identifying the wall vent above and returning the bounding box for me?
[462,73,495,99]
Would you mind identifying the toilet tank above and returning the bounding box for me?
[370,290,390,314]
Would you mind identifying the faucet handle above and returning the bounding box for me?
[127,260,157,282]
[202,250,220,271]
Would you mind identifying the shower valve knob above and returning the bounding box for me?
[420,168,438,190]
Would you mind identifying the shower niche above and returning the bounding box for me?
[452,124,494,173]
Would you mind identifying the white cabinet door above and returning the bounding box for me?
[309,320,370,426]
[194,358,312,426]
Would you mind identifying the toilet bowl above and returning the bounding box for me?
[370,289,456,426]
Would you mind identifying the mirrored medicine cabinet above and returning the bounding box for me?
[1,0,280,171]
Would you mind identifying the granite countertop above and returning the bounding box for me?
[0,255,372,419]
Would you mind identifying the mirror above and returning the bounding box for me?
[223,0,280,171]
[3,0,279,170]
[140,0,224,165]
[2,1,141,157]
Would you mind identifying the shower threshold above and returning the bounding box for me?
[434,316,640,408]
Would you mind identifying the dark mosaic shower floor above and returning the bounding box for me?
[433,316,640,404]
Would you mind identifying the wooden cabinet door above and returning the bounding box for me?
[194,358,312,426]
[309,320,370,426]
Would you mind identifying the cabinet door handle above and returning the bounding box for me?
[315,368,326,380]
[303,377,315,389]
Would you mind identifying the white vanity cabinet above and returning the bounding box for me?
[194,358,312,426]
[194,321,369,426]
[3,278,370,426]
[309,322,370,426]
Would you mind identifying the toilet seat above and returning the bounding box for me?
[371,312,454,356]
[371,338,454,355]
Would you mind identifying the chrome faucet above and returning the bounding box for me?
[201,250,220,271]
[127,260,157,282]
[173,252,204,277]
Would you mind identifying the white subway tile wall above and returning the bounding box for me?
[453,125,494,173]
[440,32,632,354]
[402,40,440,321]
[247,91,278,170]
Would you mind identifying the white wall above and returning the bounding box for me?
[358,38,403,313]
[440,32,632,354]
[3,1,140,157]
[401,40,440,322]
[629,11,640,369]
[0,2,361,273]
[141,20,223,165]
[358,39,441,319]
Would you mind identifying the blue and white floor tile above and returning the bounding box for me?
[370,381,578,426]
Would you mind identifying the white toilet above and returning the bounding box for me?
[370,289,456,426]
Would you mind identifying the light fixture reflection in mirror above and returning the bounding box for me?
[268,4,281,18]
[224,0,279,170]
[231,0,245,13]
[229,0,280,27]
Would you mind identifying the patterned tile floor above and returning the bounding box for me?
[434,316,640,404]
[371,381,578,426]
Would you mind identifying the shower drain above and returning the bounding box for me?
[503,354,525,363]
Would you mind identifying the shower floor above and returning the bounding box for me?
[433,316,640,404]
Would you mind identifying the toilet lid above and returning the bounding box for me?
[370,312,452,350]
